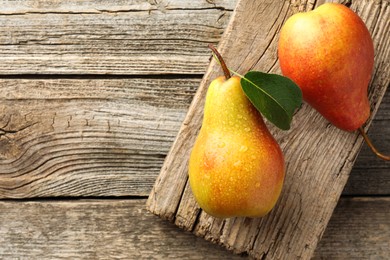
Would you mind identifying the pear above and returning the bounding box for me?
[278,3,374,131]
[189,76,285,218]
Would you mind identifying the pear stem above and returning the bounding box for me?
[208,44,231,80]
[358,127,390,161]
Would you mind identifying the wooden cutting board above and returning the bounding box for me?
[147,0,389,258]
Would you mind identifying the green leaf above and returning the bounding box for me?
[240,71,302,130]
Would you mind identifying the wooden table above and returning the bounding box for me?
[0,0,389,259]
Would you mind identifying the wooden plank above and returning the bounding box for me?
[1,0,237,12]
[345,168,390,195]
[0,0,233,75]
[0,77,387,198]
[313,197,390,259]
[147,0,390,259]
[345,121,390,195]
[351,120,390,168]
[0,197,388,259]
[344,89,390,195]
[0,78,197,198]
[0,79,388,198]
[0,199,243,259]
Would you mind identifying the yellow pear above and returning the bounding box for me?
[189,76,285,218]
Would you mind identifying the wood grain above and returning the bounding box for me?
[0,197,388,259]
[0,0,233,75]
[0,78,197,198]
[0,77,388,198]
[313,197,390,259]
[0,199,244,259]
[1,0,237,12]
[345,89,390,195]
[147,0,390,259]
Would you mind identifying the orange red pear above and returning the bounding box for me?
[278,3,374,131]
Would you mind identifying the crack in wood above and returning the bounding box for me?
[0,122,38,137]
[0,7,233,16]
[0,9,152,15]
